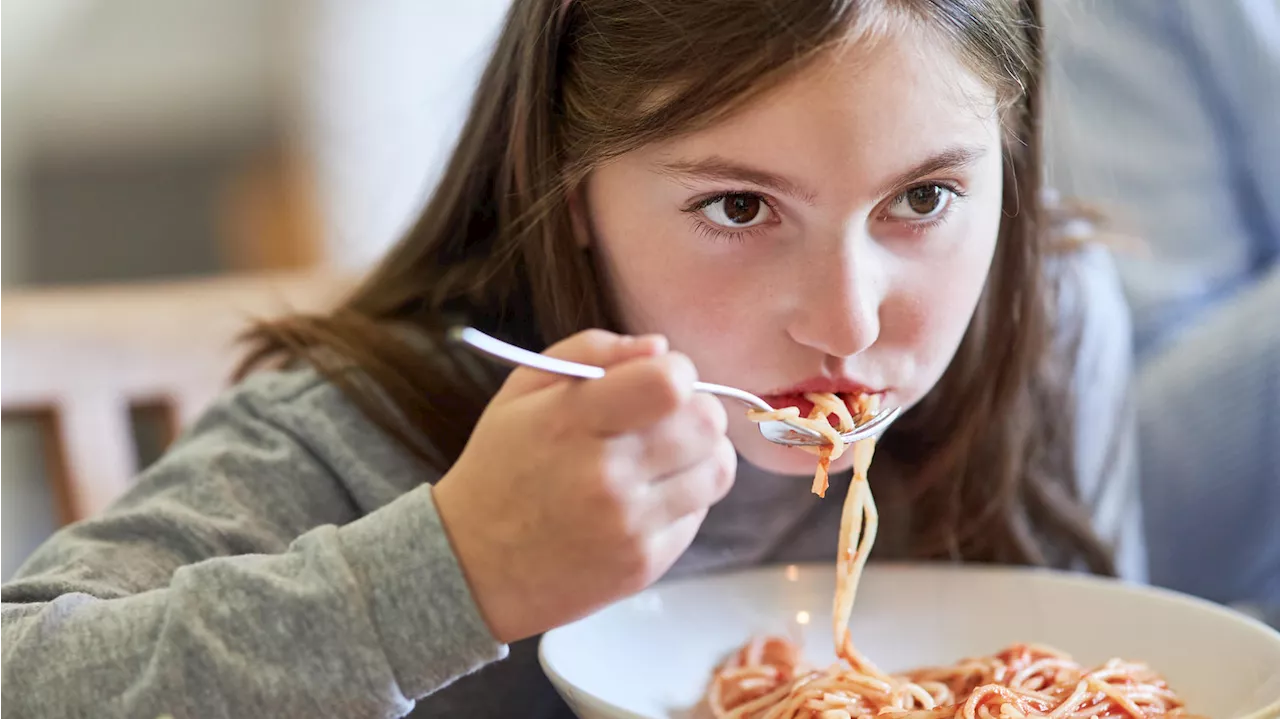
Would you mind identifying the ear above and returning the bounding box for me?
[566,183,592,249]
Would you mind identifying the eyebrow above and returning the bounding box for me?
[655,145,988,205]
[872,146,988,197]
[654,157,820,205]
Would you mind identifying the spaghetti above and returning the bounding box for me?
[726,393,1191,719]
[746,392,867,497]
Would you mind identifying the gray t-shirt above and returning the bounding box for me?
[0,247,1143,718]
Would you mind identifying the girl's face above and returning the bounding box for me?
[582,29,1006,477]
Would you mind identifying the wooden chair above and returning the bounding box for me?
[1,271,353,525]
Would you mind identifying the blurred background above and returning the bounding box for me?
[2,0,511,576]
[2,0,1277,621]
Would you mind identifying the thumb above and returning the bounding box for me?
[495,328,669,400]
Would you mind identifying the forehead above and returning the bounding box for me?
[638,27,1002,191]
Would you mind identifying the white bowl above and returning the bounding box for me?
[540,562,1280,719]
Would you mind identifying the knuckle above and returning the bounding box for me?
[594,440,646,524]
[713,439,738,498]
[593,477,627,518]
[548,328,617,360]
[690,393,729,438]
[645,353,696,414]
[588,445,626,498]
[599,436,641,486]
[718,434,738,463]
[706,437,737,498]
[578,327,614,341]
[648,370,684,414]
[667,351,698,384]
[575,328,616,349]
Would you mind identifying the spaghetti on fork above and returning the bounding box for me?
[745,392,875,497]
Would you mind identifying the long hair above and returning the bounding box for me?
[240,0,1115,575]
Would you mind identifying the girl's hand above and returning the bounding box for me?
[433,329,736,643]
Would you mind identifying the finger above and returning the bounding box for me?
[568,351,699,436]
[495,329,668,401]
[643,506,711,580]
[631,393,729,476]
[645,435,737,525]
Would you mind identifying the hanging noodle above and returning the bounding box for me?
[718,392,1192,719]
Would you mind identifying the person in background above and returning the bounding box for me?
[1046,0,1280,611]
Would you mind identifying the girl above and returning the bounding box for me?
[0,0,1143,717]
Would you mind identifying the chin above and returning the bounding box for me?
[730,425,858,477]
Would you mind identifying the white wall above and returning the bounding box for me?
[5,0,283,163]
[292,0,512,270]
[2,0,93,286]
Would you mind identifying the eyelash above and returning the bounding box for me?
[682,182,968,243]
[682,193,779,243]
[883,181,968,236]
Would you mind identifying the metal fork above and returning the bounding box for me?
[448,326,901,447]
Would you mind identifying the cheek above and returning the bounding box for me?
[586,176,770,377]
[882,204,1001,400]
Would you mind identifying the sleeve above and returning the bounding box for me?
[1051,245,1148,584]
[0,374,506,719]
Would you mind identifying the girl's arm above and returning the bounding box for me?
[1,370,505,718]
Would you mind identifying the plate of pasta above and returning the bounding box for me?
[539,562,1280,719]
[539,394,1280,719]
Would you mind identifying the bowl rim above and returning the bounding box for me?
[538,561,1280,719]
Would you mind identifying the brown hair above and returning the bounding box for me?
[241,0,1115,574]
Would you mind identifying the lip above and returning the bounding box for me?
[759,376,888,399]
[755,377,890,420]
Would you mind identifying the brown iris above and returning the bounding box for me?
[904,185,942,215]
[722,194,762,224]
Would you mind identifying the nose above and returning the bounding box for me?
[785,232,885,358]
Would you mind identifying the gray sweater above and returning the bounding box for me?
[0,247,1143,718]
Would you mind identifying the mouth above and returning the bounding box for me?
[759,380,888,426]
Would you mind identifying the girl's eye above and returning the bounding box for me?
[885,184,954,220]
[699,193,773,228]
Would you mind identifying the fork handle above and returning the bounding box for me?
[448,327,606,379]
[691,382,774,412]
[449,327,773,412]
[449,326,824,439]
